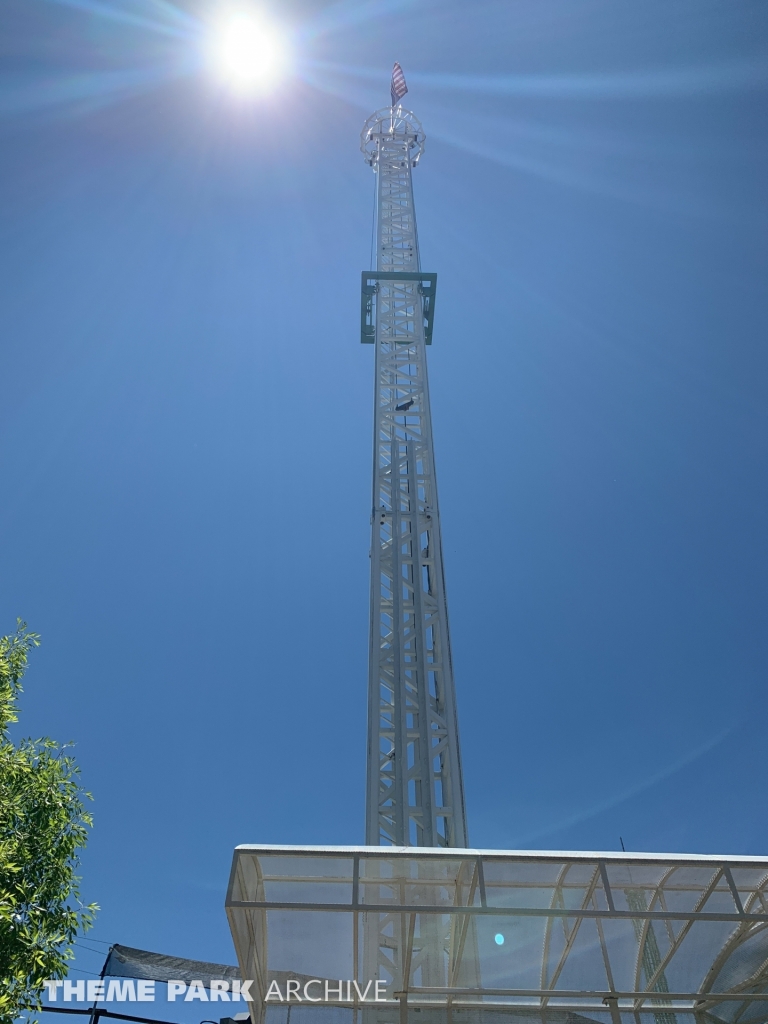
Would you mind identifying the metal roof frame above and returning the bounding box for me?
[226,845,768,1024]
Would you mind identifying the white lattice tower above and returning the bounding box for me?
[361,106,468,852]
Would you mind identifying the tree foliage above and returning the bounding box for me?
[0,622,96,1023]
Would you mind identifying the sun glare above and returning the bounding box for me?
[209,11,290,94]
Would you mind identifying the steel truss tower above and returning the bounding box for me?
[361,105,468,850]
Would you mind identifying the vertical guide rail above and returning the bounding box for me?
[362,107,468,851]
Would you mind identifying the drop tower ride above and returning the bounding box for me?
[360,101,468,851]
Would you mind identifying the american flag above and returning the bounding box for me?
[391,62,408,107]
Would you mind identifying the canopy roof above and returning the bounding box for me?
[226,845,768,1024]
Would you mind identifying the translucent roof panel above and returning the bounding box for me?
[226,845,768,1024]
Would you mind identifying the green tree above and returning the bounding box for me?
[0,622,96,1023]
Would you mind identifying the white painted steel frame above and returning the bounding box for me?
[226,845,768,1024]
[361,106,468,852]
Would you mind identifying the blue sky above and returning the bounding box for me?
[1,0,767,1004]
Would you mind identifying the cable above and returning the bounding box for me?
[73,942,109,956]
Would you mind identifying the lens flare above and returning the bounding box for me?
[208,11,290,94]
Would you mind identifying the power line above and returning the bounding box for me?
[73,942,109,956]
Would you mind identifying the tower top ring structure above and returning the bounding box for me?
[360,107,426,168]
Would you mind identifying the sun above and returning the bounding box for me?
[208,10,290,94]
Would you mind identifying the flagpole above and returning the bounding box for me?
[390,62,408,132]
